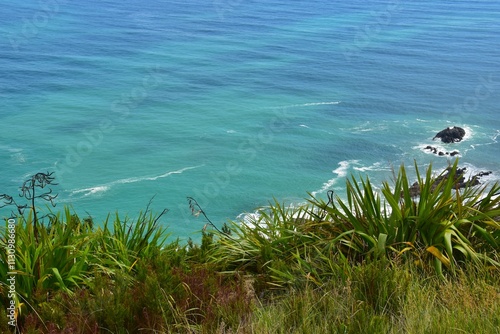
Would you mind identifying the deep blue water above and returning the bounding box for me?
[1,0,499,240]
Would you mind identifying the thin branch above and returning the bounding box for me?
[187,197,238,242]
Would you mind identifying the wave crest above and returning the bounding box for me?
[67,165,204,199]
[267,101,341,109]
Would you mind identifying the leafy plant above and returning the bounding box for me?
[1,162,499,332]
[309,160,500,276]
[212,161,500,285]
[91,199,170,275]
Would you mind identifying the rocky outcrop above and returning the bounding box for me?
[433,126,466,143]
[408,166,492,197]
[411,126,494,197]
[424,146,460,157]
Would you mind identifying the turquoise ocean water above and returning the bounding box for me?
[1,0,499,240]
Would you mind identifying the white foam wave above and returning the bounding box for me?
[468,130,500,151]
[134,166,201,182]
[492,130,500,141]
[353,162,388,172]
[236,201,310,235]
[237,210,263,229]
[295,101,341,107]
[311,160,358,197]
[72,186,110,197]
[349,121,388,133]
[414,143,459,157]
[267,101,341,109]
[462,125,474,141]
[69,165,203,198]
[334,160,355,177]
[462,128,500,152]
[460,162,497,183]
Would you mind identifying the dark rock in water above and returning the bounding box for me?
[424,146,437,154]
[407,166,492,197]
[423,145,460,157]
[477,171,492,177]
[433,126,466,143]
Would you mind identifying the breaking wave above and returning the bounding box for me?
[67,165,204,199]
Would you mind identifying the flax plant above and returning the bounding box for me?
[210,201,349,289]
[310,159,500,276]
[213,160,499,286]
[91,205,170,275]
[0,207,92,323]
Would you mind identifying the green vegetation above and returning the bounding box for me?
[1,161,499,333]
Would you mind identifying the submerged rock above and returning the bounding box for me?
[433,126,466,143]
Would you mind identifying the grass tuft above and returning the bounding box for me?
[1,161,499,333]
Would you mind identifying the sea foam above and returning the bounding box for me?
[267,101,341,109]
[311,160,358,197]
[68,165,203,199]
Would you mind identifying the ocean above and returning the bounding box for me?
[1,0,499,240]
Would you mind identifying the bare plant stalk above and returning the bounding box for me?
[187,197,237,242]
[1,172,58,243]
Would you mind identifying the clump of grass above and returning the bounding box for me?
[0,209,93,314]
[351,259,410,316]
[88,200,170,279]
[213,160,499,289]
[1,162,499,333]
[309,159,500,276]
[241,261,500,334]
[0,173,172,331]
